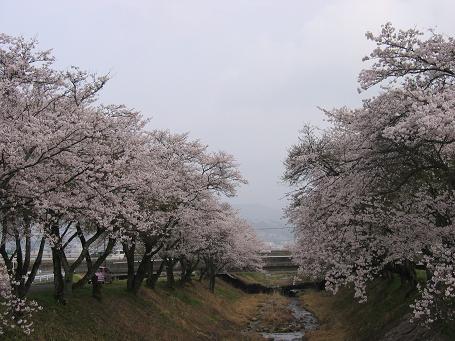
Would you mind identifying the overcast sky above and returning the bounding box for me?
[2,0,455,214]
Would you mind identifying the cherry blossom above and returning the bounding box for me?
[285,23,455,323]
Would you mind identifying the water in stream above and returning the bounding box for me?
[250,296,319,341]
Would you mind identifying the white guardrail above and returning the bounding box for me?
[34,273,55,284]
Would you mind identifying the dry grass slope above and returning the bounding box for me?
[4,280,268,341]
[300,276,454,341]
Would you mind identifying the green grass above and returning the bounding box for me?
[9,272,450,341]
[164,285,202,306]
[234,271,298,286]
[302,275,455,341]
[4,279,263,341]
[333,276,414,339]
[214,282,243,301]
[416,269,427,282]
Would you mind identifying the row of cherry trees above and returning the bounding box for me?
[285,23,455,325]
[0,34,263,335]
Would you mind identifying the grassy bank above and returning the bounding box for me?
[9,272,453,340]
[300,275,454,341]
[234,271,297,287]
[5,279,268,341]
[235,271,454,341]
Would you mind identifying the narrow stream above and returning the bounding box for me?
[261,297,318,340]
[247,295,318,341]
[219,274,321,340]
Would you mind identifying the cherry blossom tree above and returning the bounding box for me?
[0,260,41,335]
[196,201,263,292]
[0,32,161,305]
[0,33,108,301]
[0,32,262,336]
[285,23,455,324]
[120,130,247,294]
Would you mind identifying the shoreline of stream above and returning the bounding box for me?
[218,273,322,341]
[247,296,319,341]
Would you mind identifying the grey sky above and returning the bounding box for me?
[2,0,455,213]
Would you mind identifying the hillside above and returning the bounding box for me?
[233,272,455,341]
[232,203,293,248]
[301,276,454,341]
[5,280,267,341]
[6,272,455,340]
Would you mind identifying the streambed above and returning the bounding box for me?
[248,296,318,341]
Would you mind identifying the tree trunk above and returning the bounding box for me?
[208,263,216,293]
[209,274,216,293]
[64,223,105,294]
[132,252,152,293]
[124,241,158,294]
[165,259,175,289]
[11,232,25,298]
[146,260,165,289]
[399,261,417,288]
[180,268,192,284]
[180,258,198,284]
[0,219,46,299]
[123,242,136,292]
[389,260,417,293]
[426,268,433,282]
[198,267,207,282]
[381,267,394,281]
[51,245,65,304]
[22,237,45,297]
[64,271,73,298]
[91,274,102,300]
[73,238,116,290]
[0,220,14,275]
[60,251,74,299]
[123,237,164,294]
[179,258,187,282]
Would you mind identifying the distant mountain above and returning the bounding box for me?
[231,203,294,248]
[231,203,283,223]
